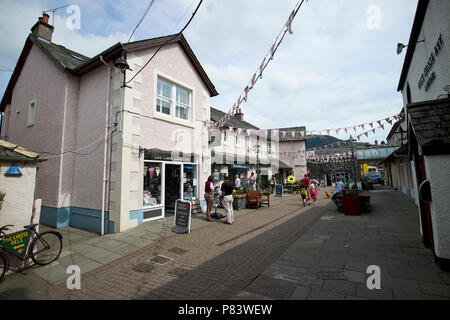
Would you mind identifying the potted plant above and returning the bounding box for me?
[343,187,360,215]
[233,188,248,211]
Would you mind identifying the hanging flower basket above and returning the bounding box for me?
[287,176,296,184]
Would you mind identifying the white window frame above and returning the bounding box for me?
[27,100,36,127]
[223,130,227,142]
[267,141,272,154]
[154,73,194,127]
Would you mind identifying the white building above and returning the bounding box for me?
[397,0,450,270]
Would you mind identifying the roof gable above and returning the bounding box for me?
[123,34,218,97]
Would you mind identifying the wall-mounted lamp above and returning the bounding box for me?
[114,51,131,88]
[397,39,425,55]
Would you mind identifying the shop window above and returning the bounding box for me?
[143,163,162,208]
[156,77,191,121]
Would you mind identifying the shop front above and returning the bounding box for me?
[143,150,198,222]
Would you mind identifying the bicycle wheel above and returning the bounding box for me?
[31,232,63,266]
[0,251,8,281]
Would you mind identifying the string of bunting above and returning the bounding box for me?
[212,0,308,129]
[213,112,404,140]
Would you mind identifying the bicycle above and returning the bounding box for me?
[0,224,63,281]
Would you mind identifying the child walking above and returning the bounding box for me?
[310,183,317,205]
[300,183,308,206]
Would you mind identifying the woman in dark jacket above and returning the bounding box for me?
[204,176,214,222]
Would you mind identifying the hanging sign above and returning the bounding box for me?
[1,230,31,257]
[5,163,22,176]
[172,200,192,234]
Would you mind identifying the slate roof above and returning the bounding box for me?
[407,97,450,153]
[0,139,43,162]
[35,37,89,70]
[210,107,259,130]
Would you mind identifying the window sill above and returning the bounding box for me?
[153,112,195,129]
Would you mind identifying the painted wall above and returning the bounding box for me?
[109,43,214,232]
[1,45,67,209]
[401,0,450,104]
[424,154,450,260]
[279,140,307,180]
[0,162,38,234]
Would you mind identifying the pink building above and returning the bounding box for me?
[0,15,218,234]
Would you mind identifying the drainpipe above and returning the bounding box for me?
[100,56,112,236]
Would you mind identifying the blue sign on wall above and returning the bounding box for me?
[5,163,22,176]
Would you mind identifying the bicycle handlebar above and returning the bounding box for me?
[0,225,14,235]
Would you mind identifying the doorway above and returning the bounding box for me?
[165,164,181,216]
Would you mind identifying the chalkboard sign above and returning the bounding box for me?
[275,184,283,197]
[172,200,192,234]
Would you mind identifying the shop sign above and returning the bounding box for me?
[231,164,251,170]
[172,200,192,234]
[275,184,283,197]
[1,230,31,257]
[418,34,443,91]
[147,151,193,162]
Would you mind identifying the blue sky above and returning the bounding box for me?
[0,0,418,144]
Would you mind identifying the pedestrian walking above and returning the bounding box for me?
[302,174,311,201]
[300,183,308,206]
[234,175,241,190]
[310,182,317,204]
[221,174,235,224]
[270,175,277,192]
[204,176,215,222]
[249,172,257,191]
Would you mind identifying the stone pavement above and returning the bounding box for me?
[234,187,450,300]
[0,191,327,299]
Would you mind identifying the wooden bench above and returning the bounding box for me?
[259,192,270,207]
[246,191,270,209]
[246,191,260,209]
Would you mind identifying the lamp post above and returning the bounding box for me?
[350,137,357,182]
[256,144,260,191]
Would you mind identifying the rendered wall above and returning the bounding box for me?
[1,45,67,209]
[424,154,450,260]
[401,0,450,104]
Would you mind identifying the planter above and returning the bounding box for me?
[343,189,361,215]
[233,194,247,211]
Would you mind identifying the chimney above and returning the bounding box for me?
[31,13,54,42]
[235,108,244,121]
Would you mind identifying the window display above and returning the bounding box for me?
[144,163,162,208]
[183,165,197,201]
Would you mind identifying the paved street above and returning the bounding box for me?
[1,186,449,300]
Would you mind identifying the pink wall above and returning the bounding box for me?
[279,140,306,180]
[71,66,109,210]
[3,45,67,207]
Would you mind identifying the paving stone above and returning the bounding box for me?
[419,281,450,298]
[307,289,345,300]
[289,285,310,300]
[245,275,296,300]
[343,270,366,284]
[322,280,356,296]
[355,283,394,300]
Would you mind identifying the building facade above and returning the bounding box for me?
[0,15,217,234]
[397,0,450,269]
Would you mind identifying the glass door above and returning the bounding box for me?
[182,164,197,201]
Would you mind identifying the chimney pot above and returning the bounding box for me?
[42,13,50,24]
[31,14,54,42]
